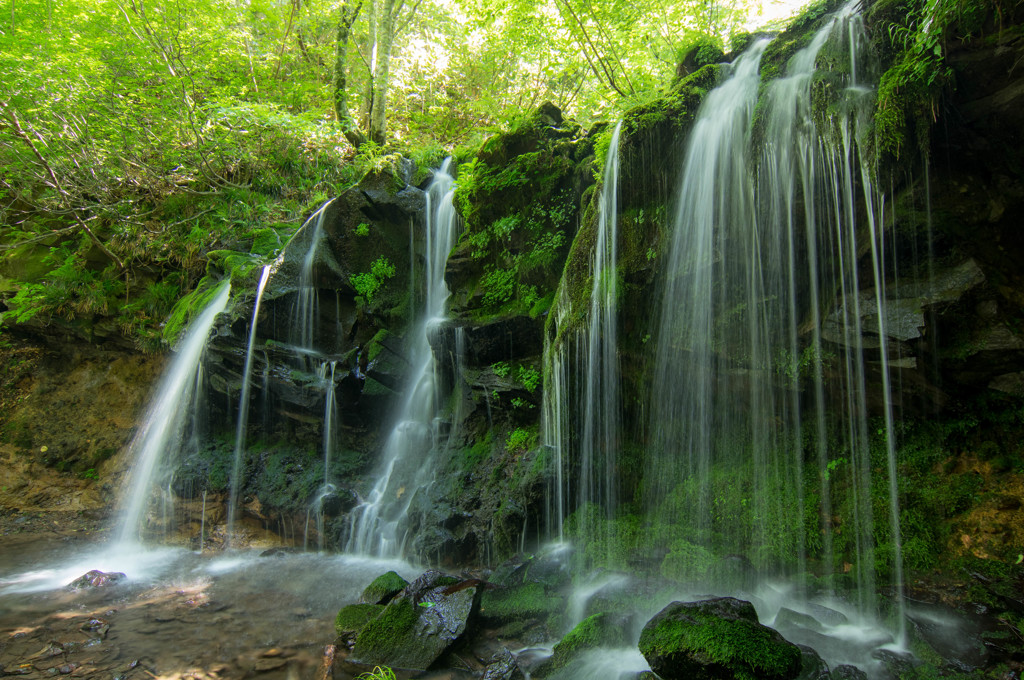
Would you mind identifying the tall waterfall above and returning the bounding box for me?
[118,281,231,546]
[647,0,903,632]
[346,161,460,557]
[543,121,623,560]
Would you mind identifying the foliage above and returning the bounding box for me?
[873,0,996,158]
[357,666,397,680]
[351,257,398,304]
[506,427,536,453]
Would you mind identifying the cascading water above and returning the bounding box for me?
[542,121,623,564]
[118,281,231,546]
[293,199,336,355]
[645,0,905,649]
[346,160,460,557]
[226,264,273,543]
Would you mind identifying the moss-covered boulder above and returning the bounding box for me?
[638,598,802,680]
[360,570,409,605]
[334,603,384,643]
[533,612,629,678]
[350,577,480,671]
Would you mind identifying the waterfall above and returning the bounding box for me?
[346,160,460,557]
[117,280,231,546]
[647,0,904,640]
[293,199,336,355]
[542,121,623,564]
[226,264,273,543]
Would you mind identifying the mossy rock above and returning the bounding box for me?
[351,584,480,671]
[334,603,384,640]
[638,598,802,680]
[361,570,410,605]
[533,612,628,678]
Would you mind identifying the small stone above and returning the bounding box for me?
[252,658,287,672]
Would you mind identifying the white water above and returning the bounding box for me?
[646,0,905,654]
[346,160,460,557]
[542,121,625,566]
[226,264,273,542]
[117,281,231,546]
[293,199,336,354]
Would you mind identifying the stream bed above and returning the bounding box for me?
[0,534,426,680]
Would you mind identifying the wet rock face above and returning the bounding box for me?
[0,343,163,517]
[638,597,802,680]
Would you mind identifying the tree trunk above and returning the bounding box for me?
[334,1,367,148]
[368,0,397,145]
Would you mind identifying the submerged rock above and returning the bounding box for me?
[68,570,126,589]
[638,597,802,680]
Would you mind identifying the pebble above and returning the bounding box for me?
[252,658,287,672]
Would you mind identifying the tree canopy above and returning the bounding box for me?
[0,0,772,346]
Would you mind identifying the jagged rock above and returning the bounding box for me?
[871,648,920,678]
[638,598,803,680]
[396,569,460,601]
[805,604,849,627]
[68,570,126,589]
[830,664,867,679]
[360,571,410,605]
[796,644,831,680]
[482,648,525,680]
[777,607,826,633]
[350,575,480,671]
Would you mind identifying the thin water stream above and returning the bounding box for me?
[227,265,273,543]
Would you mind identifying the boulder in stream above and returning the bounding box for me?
[67,570,126,589]
[638,597,803,680]
[532,612,629,678]
[349,571,480,671]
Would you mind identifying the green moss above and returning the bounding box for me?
[450,433,493,473]
[249,228,283,257]
[660,539,717,584]
[335,603,385,637]
[352,597,420,658]
[537,613,625,676]
[361,571,410,605]
[162,277,229,345]
[639,601,801,680]
[479,582,560,622]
